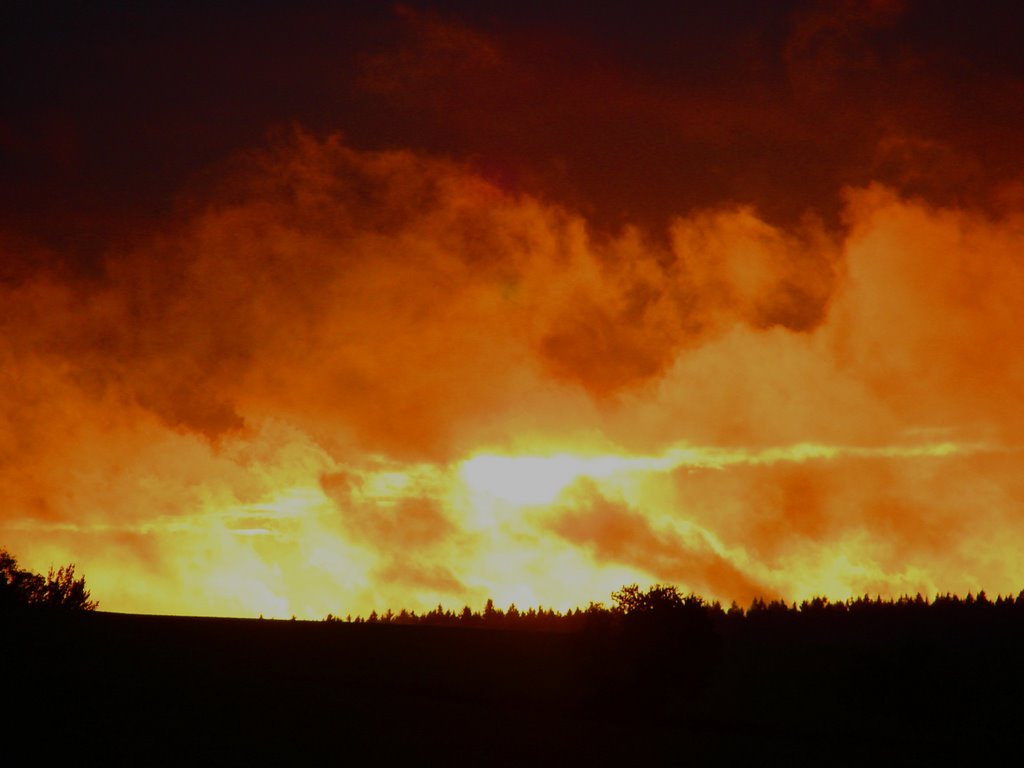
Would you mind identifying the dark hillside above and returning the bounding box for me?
[3,604,1022,764]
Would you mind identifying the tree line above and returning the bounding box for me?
[324,582,1024,631]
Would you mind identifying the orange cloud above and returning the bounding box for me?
[3,130,1024,617]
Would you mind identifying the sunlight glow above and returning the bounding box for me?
[459,449,697,506]
[5,429,1002,618]
[239,486,332,519]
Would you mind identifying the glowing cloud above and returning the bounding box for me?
[2,56,1024,617]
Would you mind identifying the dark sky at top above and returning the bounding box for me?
[2,1,1023,271]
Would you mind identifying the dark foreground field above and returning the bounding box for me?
[4,606,1022,764]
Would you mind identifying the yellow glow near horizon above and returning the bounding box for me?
[3,434,1001,619]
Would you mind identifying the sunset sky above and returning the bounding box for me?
[3,1,1024,618]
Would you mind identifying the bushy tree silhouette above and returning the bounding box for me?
[611,583,689,615]
[41,564,97,610]
[0,548,97,611]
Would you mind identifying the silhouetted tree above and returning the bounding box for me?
[0,548,97,611]
[483,598,498,624]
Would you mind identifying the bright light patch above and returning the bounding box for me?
[362,471,415,500]
[461,454,589,506]
[243,486,332,518]
[459,449,695,507]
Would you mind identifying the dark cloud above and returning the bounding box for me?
[4,1,1022,265]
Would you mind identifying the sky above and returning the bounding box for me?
[3,1,1024,618]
